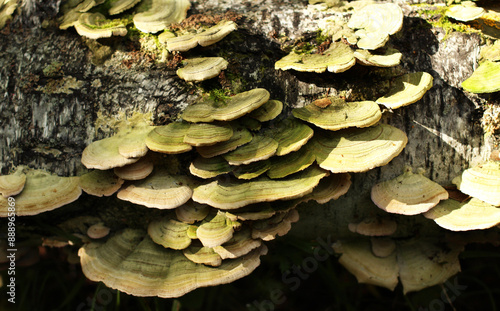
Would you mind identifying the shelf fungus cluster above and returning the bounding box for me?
[58,0,190,37]
[424,161,500,231]
[275,2,404,73]
[333,238,463,293]
[0,167,82,217]
[75,87,363,297]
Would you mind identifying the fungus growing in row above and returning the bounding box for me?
[74,12,127,39]
[82,124,153,170]
[452,161,500,206]
[145,122,233,154]
[192,166,328,209]
[148,218,192,250]
[0,167,26,197]
[79,170,124,197]
[117,169,196,209]
[310,123,408,173]
[0,169,81,217]
[347,3,403,50]
[176,57,229,82]
[182,88,270,123]
[424,198,500,231]
[78,228,268,298]
[274,41,355,73]
[462,60,500,93]
[371,168,448,215]
[133,0,190,33]
[445,2,485,22]
[164,20,238,52]
[292,98,381,131]
[376,72,434,109]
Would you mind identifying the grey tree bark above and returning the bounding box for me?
[0,0,497,239]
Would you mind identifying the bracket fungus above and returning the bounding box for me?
[462,60,500,94]
[74,13,127,39]
[311,123,408,173]
[0,167,26,197]
[148,218,192,250]
[347,3,403,50]
[251,209,300,241]
[223,135,278,165]
[0,0,17,30]
[267,147,315,179]
[182,88,270,123]
[371,168,449,215]
[333,239,399,291]
[108,0,141,15]
[176,57,229,83]
[452,161,500,206]
[164,20,237,52]
[292,99,382,131]
[376,72,434,109]
[78,228,268,298]
[445,2,485,22]
[117,169,196,209]
[213,228,262,260]
[424,198,500,231]
[114,156,154,181]
[87,222,111,239]
[189,156,231,179]
[275,41,355,73]
[196,126,252,158]
[353,48,402,68]
[196,211,240,248]
[333,238,463,293]
[267,117,314,156]
[175,201,210,224]
[248,100,283,122]
[82,124,152,170]
[146,122,233,154]
[79,170,124,197]
[348,217,397,237]
[0,169,81,217]
[192,166,328,209]
[183,244,222,267]
[133,0,190,33]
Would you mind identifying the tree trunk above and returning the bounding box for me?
[0,0,496,239]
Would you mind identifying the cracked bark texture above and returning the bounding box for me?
[0,0,496,239]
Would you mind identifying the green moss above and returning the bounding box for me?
[208,88,231,102]
[415,5,479,40]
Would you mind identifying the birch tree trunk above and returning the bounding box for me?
[0,0,496,240]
